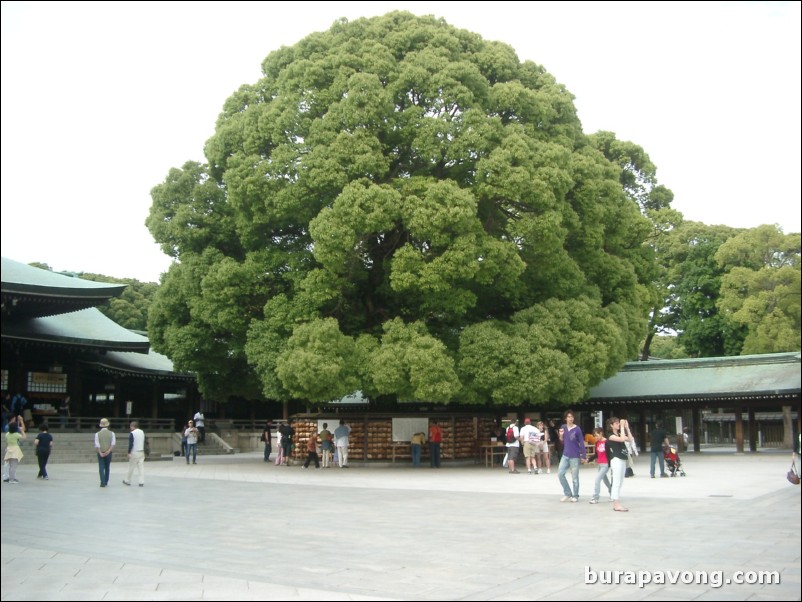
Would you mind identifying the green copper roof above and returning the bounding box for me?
[1,256,125,296]
[589,352,801,401]
[2,307,150,352]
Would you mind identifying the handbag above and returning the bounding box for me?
[788,459,800,485]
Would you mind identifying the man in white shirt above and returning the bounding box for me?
[122,421,146,487]
[193,410,206,444]
[334,419,351,468]
[519,418,541,474]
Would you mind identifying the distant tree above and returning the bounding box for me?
[78,273,158,332]
[648,335,688,360]
[716,225,801,353]
[663,221,747,357]
[147,12,661,405]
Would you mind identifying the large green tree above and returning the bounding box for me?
[662,221,747,357]
[716,224,801,353]
[146,12,658,405]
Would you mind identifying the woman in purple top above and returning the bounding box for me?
[557,410,587,502]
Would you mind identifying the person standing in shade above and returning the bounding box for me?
[94,418,115,488]
[193,410,206,444]
[428,420,443,468]
[334,419,351,468]
[4,419,26,483]
[410,431,426,467]
[58,396,70,429]
[319,422,333,468]
[557,410,587,502]
[261,421,273,462]
[123,421,146,487]
[184,420,199,464]
[35,422,54,480]
[649,421,670,478]
[279,421,295,466]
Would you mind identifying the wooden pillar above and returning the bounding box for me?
[747,407,757,452]
[638,406,647,450]
[692,406,701,452]
[151,380,160,418]
[733,402,744,453]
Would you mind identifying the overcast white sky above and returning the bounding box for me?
[2,1,799,282]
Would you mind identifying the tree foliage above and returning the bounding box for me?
[715,225,801,353]
[146,12,658,405]
[660,221,747,357]
[31,268,157,332]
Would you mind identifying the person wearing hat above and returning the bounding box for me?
[94,418,116,487]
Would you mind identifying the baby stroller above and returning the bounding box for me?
[663,444,686,477]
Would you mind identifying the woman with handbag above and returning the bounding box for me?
[607,416,634,512]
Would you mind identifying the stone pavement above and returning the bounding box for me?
[1,450,800,601]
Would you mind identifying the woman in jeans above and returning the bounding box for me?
[606,416,634,512]
[589,427,611,504]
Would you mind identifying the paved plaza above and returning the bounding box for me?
[1,449,800,601]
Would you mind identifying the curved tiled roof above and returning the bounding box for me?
[588,352,801,402]
[2,256,126,319]
[1,258,189,378]
[2,307,150,353]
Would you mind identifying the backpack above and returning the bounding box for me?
[506,426,517,443]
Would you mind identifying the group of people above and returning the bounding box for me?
[3,415,56,483]
[93,418,147,487]
[503,410,675,512]
[504,417,552,475]
[261,419,354,469]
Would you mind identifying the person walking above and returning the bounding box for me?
[303,431,321,469]
[94,418,115,488]
[334,419,351,468]
[193,410,206,444]
[34,422,54,480]
[589,427,612,504]
[4,419,27,484]
[557,410,587,502]
[122,421,146,487]
[184,420,199,464]
[607,416,634,511]
[649,421,670,478]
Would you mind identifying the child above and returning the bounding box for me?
[590,427,611,504]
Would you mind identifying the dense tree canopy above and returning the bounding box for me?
[716,225,801,354]
[146,12,658,405]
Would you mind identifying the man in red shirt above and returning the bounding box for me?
[428,420,443,468]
